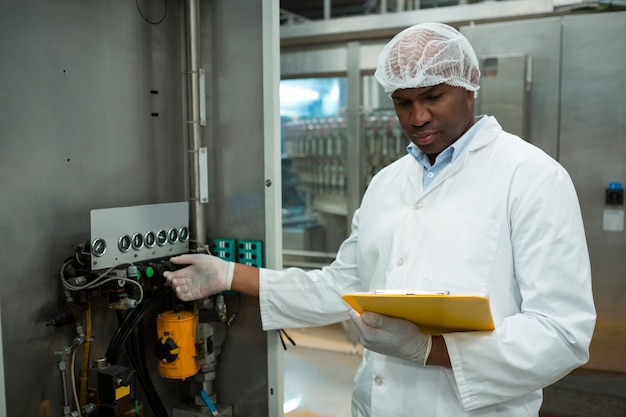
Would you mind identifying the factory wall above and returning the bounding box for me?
[280,11,626,373]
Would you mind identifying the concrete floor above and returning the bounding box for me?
[283,323,362,417]
[282,324,626,417]
[541,368,626,417]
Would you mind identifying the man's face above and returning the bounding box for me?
[391,84,475,164]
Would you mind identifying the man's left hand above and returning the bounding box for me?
[349,310,432,365]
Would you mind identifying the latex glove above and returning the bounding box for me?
[163,254,234,301]
[349,310,432,365]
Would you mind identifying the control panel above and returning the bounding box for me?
[89,202,189,270]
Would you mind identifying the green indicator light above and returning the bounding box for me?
[136,271,142,280]
[146,267,154,278]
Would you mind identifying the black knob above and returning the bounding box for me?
[155,337,179,363]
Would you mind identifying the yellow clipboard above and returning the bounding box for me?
[342,291,495,335]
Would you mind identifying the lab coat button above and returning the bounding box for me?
[414,201,423,209]
[374,375,383,385]
[396,258,405,267]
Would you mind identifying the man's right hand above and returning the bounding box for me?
[163,254,234,301]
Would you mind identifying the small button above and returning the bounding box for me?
[396,258,405,267]
[414,200,423,209]
[427,172,434,178]
[374,375,383,385]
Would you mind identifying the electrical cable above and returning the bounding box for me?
[57,253,169,416]
[113,297,169,417]
[74,250,85,266]
[226,292,241,327]
[60,264,145,306]
[124,331,144,408]
[107,316,141,365]
[107,305,145,364]
[58,253,202,417]
[135,0,168,24]
[106,287,171,365]
[278,329,296,351]
[131,325,168,417]
[106,288,169,363]
[113,314,151,417]
[106,298,169,417]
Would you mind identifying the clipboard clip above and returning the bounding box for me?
[374,289,450,295]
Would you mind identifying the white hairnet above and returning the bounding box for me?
[375,22,481,94]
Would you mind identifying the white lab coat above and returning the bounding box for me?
[260,116,596,417]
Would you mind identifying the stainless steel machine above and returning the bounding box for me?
[0,1,281,416]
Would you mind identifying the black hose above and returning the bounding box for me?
[129,328,169,417]
[106,288,171,364]
[106,288,172,417]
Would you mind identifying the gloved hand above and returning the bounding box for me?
[163,254,234,301]
[349,310,432,365]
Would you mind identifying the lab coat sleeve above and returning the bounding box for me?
[444,163,596,411]
[259,210,364,330]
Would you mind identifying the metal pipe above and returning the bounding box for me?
[57,359,70,413]
[346,41,363,232]
[185,0,207,250]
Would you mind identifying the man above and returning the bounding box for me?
[164,22,596,417]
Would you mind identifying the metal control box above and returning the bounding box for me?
[90,202,189,270]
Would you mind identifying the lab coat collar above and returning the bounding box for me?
[406,115,503,198]
[466,115,502,153]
